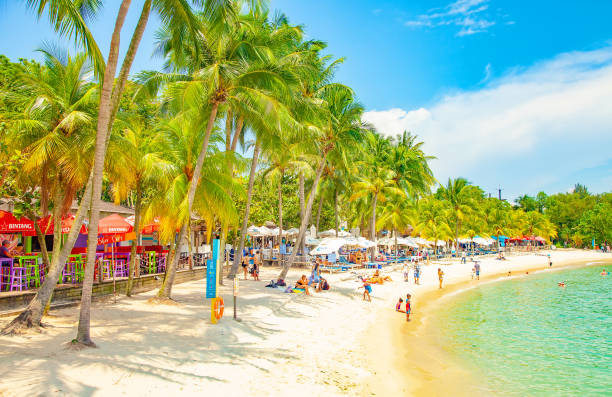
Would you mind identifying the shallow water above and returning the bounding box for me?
[432,264,612,396]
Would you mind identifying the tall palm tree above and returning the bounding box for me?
[376,195,416,264]
[350,132,404,261]
[279,84,367,280]
[438,177,476,255]
[416,198,453,255]
[2,49,97,334]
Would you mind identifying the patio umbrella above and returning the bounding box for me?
[0,210,35,234]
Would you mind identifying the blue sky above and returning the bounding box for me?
[1,0,611,200]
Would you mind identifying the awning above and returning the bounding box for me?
[0,211,35,233]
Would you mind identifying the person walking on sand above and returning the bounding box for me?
[359,277,372,302]
[405,294,412,321]
[548,254,552,268]
[403,263,410,282]
[461,251,466,264]
[474,262,481,280]
[438,268,444,289]
[414,264,420,285]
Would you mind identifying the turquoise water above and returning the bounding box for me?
[432,264,612,396]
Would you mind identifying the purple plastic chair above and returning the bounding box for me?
[157,255,166,273]
[10,261,28,291]
[0,258,13,291]
[113,259,128,278]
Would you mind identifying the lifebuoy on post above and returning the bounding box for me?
[211,297,224,323]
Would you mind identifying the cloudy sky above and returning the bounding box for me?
[2,0,611,200]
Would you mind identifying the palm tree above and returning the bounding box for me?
[376,195,416,264]
[105,112,171,296]
[2,49,97,334]
[279,84,367,281]
[438,177,476,255]
[350,132,404,261]
[416,198,453,256]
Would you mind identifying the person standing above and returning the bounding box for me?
[461,251,466,264]
[548,254,552,268]
[405,294,412,321]
[438,268,444,289]
[474,262,481,280]
[403,263,410,282]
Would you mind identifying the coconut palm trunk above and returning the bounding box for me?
[126,187,141,296]
[27,210,50,269]
[279,155,327,281]
[370,192,378,262]
[298,172,305,254]
[394,229,398,266]
[2,181,81,334]
[315,195,323,233]
[156,102,219,298]
[158,224,187,298]
[278,170,284,247]
[75,0,132,347]
[229,138,261,278]
[334,188,339,237]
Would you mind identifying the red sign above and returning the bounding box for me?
[97,232,136,246]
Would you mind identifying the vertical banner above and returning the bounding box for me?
[206,239,220,299]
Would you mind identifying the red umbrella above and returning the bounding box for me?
[0,210,35,233]
[125,216,160,234]
[25,214,88,236]
[98,214,134,234]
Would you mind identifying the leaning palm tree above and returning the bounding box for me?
[105,112,172,296]
[279,83,367,281]
[1,49,97,335]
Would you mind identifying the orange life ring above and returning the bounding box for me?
[214,297,224,320]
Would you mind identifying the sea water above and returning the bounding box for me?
[432,264,612,396]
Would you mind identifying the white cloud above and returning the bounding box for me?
[405,0,498,36]
[363,46,612,198]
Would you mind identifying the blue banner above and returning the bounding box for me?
[206,239,220,299]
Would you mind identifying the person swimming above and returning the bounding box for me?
[601,269,610,276]
[558,281,566,287]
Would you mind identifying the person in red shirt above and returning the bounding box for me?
[405,294,412,321]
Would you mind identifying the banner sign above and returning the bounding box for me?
[97,232,136,246]
[206,239,220,299]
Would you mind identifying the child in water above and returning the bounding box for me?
[405,294,412,321]
[395,298,405,312]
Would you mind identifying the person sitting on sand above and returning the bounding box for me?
[370,269,392,284]
[295,275,310,295]
[317,277,330,292]
[438,268,444,289]
[358,277,372,302]
[405,294,412,321]
[396,298,405,313]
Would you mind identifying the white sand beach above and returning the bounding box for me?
[1,249,610,397]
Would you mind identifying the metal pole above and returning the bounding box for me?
[233,275,237,320]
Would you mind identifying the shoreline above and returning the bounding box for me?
[366,250,612,396]
[0,250,610,396]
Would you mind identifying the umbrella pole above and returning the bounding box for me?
[112,237,116,304]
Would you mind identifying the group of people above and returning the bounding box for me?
[293,261,330,295]
[241,248,260,281]
[402,263,421,284]
[395,294,411,321]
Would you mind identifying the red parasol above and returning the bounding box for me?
[98,214,134,234]
[0,210,35,233]
[125,215,160,234]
